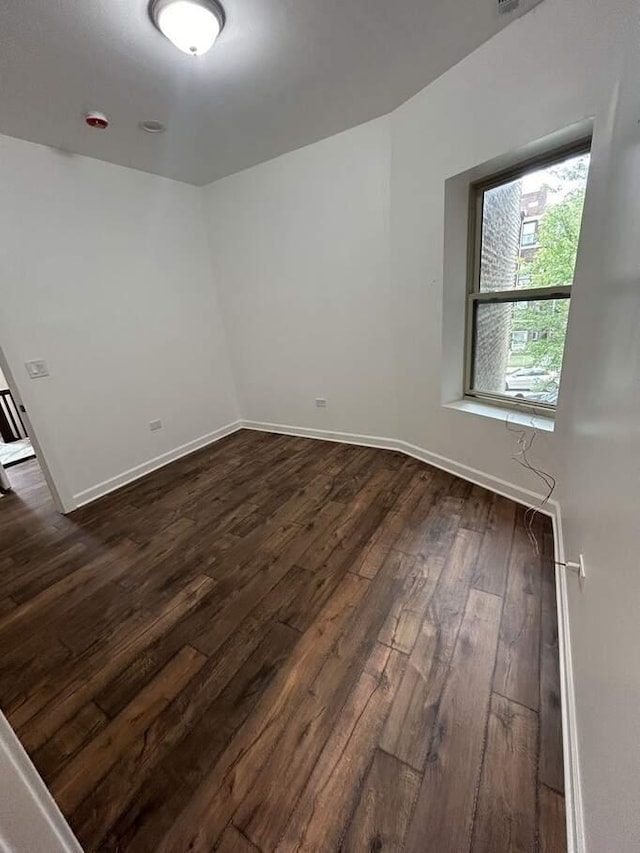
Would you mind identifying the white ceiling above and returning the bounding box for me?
[0,0,542,185]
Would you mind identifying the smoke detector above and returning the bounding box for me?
[85,111,109,130]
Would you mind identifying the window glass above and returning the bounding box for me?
[471,298,569,405]
[478,151,590,293]
[468,146,590,410]
[521,221,537,246]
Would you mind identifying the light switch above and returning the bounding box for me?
[25,360,50,379]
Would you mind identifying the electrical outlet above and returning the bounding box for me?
[149,419,163,432]
[315,398,327,408]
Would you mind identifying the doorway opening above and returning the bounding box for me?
[0,363,36,470]
[0,347,68,512]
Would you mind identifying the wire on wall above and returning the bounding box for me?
[506,410,584,577]
[505,409,556,555]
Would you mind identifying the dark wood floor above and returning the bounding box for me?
[0,430,566,852]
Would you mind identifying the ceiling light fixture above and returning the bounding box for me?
[150,0,225,56]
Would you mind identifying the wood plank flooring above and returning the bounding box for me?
[0,430,566,852]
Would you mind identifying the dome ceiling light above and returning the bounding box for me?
[150,0,225,56]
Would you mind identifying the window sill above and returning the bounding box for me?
[444,399,555,433]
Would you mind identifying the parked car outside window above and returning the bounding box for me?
[505,367,557,391]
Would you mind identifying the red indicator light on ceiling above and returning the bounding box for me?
[85,112,109,130]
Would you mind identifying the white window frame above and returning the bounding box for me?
[464,138,591,413]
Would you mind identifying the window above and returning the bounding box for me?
[521,220,538,246]
[465,141,590,411]
[511,330,527,352]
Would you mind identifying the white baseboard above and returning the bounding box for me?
[72,417,557,516]
[0,712,82,852]
[240,419,557,516]
[72,420,243,508]
[552,507,585,853]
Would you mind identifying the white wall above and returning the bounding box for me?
[555,4,640,849]
[0,135,239,506]
[388,0,621,490]
[204,0,622,498]
[205,118,398,440]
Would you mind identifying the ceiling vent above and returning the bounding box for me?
[497,0,519,12]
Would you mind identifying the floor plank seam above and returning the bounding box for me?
[491,689,540,716]
[231,822,263,852]
[468,585,504,600]
[467,535,513,853]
